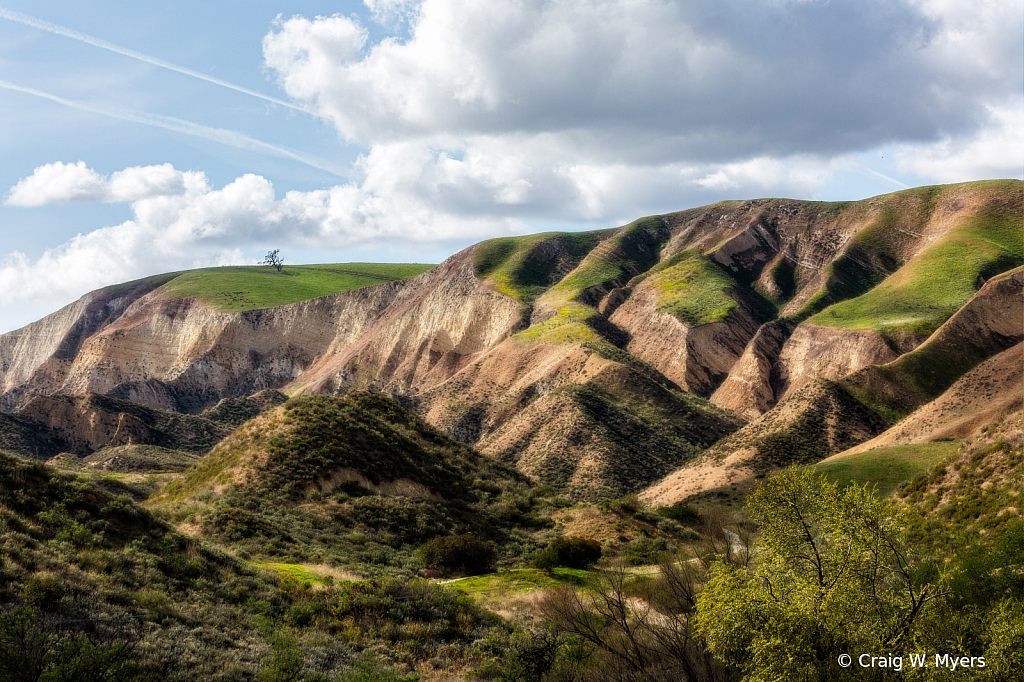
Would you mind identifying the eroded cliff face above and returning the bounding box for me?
[608,281,762,396]
[0,251,522,414]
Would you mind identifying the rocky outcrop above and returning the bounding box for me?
[608,280,762,396]
[710,319,796,418]
[773,324,901,402]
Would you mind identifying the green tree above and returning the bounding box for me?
[694,467,945,682]
[263,249,284,272]
[534,536,602,571]
[417,535,497,577]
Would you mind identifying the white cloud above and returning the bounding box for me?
[895,103,1024,183]
[5,161,191,207]
[264,0,1021,158]
[254,0,1022,231]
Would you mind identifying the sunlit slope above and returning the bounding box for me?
[804,181,1023,335]
[815,441,960,498]
[157,262,436,311]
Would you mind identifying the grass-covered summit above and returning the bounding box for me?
[155,262,435,311]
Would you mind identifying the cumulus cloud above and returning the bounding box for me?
[894,103,1024,182]
[264,0,1020,159]
[6,161,193,207]
[252,0,1022,235]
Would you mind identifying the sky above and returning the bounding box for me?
[0,0,1021,333]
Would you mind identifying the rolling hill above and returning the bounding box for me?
[150,391,556,573]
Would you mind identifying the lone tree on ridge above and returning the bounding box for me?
[262,249,284,272]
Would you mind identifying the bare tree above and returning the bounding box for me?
[539,561,736,682]
[262,250,284,272]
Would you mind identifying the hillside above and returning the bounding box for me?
[898,412,1024,552]
[0,449,282,680]
[151,391,556,573]
[840,267,1023,422]
[0,449,510,681]
[1,180,1020,500]
[640,378,891,507]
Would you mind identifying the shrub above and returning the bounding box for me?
[417,535,497,577]
[622,536,668,566]
[534,536,602,571]
[655,503,701,525]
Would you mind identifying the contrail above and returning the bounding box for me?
[847,160,910,189]
[0,79,347,177]
[0,7,313,115]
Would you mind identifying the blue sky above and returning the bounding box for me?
[0,0,1021,332]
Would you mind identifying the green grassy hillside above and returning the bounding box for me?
[806,181,1023,335]
[473,230,610,304]
[815,441,960,497]
[515,217,671,346]
[157,262,435,311]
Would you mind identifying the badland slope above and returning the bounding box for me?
[0,392,238,471]
[1,180,1020,500]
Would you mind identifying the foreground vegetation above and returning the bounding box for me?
[3,415,1023,681]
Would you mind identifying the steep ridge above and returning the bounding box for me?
[838,343,1024,455]
[840,266,1024,422]
[0,393,232,470]
[0,273,178,410]
[18,393,230,456]
[640,378,890,507]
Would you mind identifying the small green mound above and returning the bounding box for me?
[473,231,609,304]
[151,392,553,574]
[648,251,739,326]
[815,441,961,498]
[201,390,289,427]
[158,262,435,311]
[81,444,199,473]
[449,567,592,594]
[257,562,334,587]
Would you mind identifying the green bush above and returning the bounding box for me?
[534,537,602,571]
[622,536,668,566]
[655,503,701,525]
[417,535,497,577]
